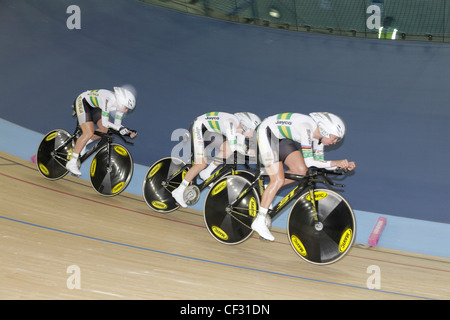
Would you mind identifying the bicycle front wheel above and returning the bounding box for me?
[204,175,259,245]
[36,129,73,180]
[90,143,133,196]
[287,189,355,265]
[142,157,187,213]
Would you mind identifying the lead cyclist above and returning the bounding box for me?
[253,112,356,241]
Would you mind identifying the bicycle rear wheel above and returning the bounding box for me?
[36,129,73,180]
[90,143,133,196]
[287,188,355,265]
[204,175,259,245]
[142,157,187,213]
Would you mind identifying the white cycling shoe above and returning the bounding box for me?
[251,213,275,241]
[171,187,187,208]
[66,158,81,176]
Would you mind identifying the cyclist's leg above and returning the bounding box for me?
[66,98,96,175]
[252,126,283,241]
[260,139,304,202]
[92,110,107,139]
[283,148,308,184]
[74,122,95,154]
[199,135,228,180]
[260,162,285,210]
[258,141,307,200]
[77,115,106,156]
[73,98,98,154]
[249,161,281,240]
[171,160,207,207]
[171,120,208,207]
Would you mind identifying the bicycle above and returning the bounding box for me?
[142,150,256,213]
[36,123,135,197]
[203,163,355,265]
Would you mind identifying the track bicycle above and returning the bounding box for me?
[203,164,355,265]
[36,123,135,196]
[142,150,256,213]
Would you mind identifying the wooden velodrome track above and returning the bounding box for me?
[1,151,449,300]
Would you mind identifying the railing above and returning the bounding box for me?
[139,0,450,42]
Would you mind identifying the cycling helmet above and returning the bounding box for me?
[114,86,136,110]
[234,112,261,131]
[309,112,346,139]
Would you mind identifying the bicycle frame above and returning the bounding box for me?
[54,124,133,166]
[268,173,313,220]
[229,160,346,221]
[163,151,254,193]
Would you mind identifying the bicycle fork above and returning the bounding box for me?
[308,186,323,231]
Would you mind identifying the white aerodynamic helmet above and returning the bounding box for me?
[234,112,261,131]
[309,112,346,140]
[114,86,136,110]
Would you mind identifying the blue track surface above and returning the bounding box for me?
[1,1,449,258]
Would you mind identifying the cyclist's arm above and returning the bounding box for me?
[113,111,125,128]
[302,147,332,168]
[223,120,238,152]
[311,140,356,170]
[300,135,332,168]
[226,127,247,154]
[100,99,123,131]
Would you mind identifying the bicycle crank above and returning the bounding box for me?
[184,185,200,205]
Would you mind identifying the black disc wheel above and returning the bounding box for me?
[89,143,133,196]
[288,189,355,265]
[36,129,73,180]
[142,157,187,213]
[204,175,259,245]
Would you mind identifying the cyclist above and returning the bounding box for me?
[171,111,261,208]
[66,87,137,176]
[252,112,356,241]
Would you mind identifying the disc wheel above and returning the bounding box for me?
[288,188,355,265]
[204,175,259,245]
[142,157,187,213]
[36,129,73,180]
[89,143,133,196]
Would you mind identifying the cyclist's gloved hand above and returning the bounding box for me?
[119,126,130,136]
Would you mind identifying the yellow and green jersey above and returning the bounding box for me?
[191,112,243,162]
[257,113,331,168]
[76,89,124,131]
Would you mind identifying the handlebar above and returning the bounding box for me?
[93,129,135,146]
[307,167,348,187]
[283,167,349,188]
[307,167,348,176]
